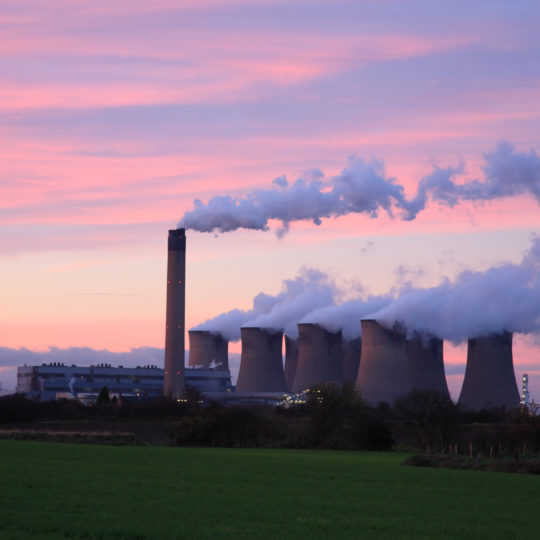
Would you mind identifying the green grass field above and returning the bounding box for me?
[0,441,538,539]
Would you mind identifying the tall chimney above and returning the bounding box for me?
[291,323,343,393]
[164,228,186,398]
[355,319,411,405]
[188,330,229,370]
[458,332,520,411]
[406,332,450,398]
[236,327,286,392]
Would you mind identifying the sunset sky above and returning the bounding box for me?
[1,1,539,399]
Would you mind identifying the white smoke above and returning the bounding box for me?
[299,295,393,340]
[370,236,540,342]
[179,142,540,234]
[191,268,339,340]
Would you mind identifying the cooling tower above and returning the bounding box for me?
[291,324,343,393]
[458,332,520,411]
[188,330,229,370]
[284,335,298,392]
[164,228,186,398]
[342,338,362,384]
[355,319,411,405]
[406,333,450,398]
[236,327,286,392]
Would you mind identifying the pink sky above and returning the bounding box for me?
[1,1,539,399]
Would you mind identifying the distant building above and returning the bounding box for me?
[16,363,233,403]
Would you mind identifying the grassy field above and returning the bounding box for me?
[0,441,538,539]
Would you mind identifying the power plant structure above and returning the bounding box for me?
[163,228,524,407]
[342,338,362,384]
[458,332,520,411]
[406,332,450,398]
[355,320,412,405]
[188,330,229,370]
[291,323,343,393]
[236,327,287,393]
[164,228,186,398]
[284,335,298,392]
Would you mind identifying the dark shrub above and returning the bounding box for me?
[0,394,39,423]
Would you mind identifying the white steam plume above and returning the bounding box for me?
[191,268,339,341]
[370,236,540,342]
[179,142,540,235]
[300,296,394,340]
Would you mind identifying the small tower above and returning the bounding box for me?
[521,374,530,407]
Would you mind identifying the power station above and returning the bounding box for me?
[12,228,527,410]
[160,228,524,411]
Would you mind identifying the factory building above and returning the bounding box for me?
[236,327,287,393]
[458,332,520,411]
[355,320,412,405]
[406,333,450,398]
[17,363,232,403]
[188,330,229,370]
[291,324,343,393]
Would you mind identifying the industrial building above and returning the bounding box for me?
[458,332,520,410]
[188,330,229,370]
[236,327,286,392]
[163,229,523,410]
[355,320,412,405]
[17,363,232,403]
[291,323,343,393]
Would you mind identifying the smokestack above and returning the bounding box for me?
[355,320,411,405]
[406,333,450,398]
[458,332,520,411]
[291,324,343,393]
[236,327,286,392]
[284,335,298,392]
[342,338,362,384]
[164,228,186,398]
[188,330,229,370]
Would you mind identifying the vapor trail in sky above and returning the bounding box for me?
[179,142,540,235]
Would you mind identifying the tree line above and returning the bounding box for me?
[1,384,539,458]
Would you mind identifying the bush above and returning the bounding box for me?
[0,394,39,423]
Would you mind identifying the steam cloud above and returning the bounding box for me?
[371,236,540,342]
[194,237,540,344]
[191,268,339,340]
[179,142,540,235]
[299,296,393,341]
